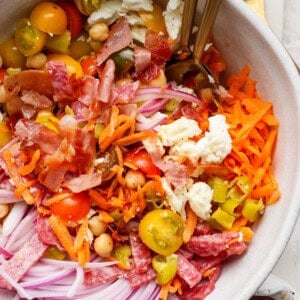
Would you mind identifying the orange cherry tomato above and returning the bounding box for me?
[47,54,84,78]
[50,192,91,222]
[124,148,161,177]
[58,1,83,38]
[30,2,68,34]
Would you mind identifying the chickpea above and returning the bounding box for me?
[0,204,9,219]
[125,170,146,189]
[26,52,47,69]
[88,215,107,236]
[89,23,109,42]
[94,233,113,258]
[147,69,167,87]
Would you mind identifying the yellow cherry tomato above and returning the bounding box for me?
[47,54,83,78]
[138,4,167,35]
[138,209,184,256]
[0,38,26,68]
[30,2,67,34]
[15,18,47,56]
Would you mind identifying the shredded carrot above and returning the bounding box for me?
[18,149,41,176]
[44,191,73,206]
[89,189,111,210]
[221,66,280,206]
[113,130,156,146]
[98,210,115,223]
[77,240,90,266]
[183,204,198,243]
[48,215,76,260]
[74,218,88,251]
[160,278,182,300]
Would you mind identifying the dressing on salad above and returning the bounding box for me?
[0,1,280,299]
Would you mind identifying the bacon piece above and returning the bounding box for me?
[97,59,115,103]
[134,47,152,74]
[129,230,152,274]
[20,90,53,109]
[136,61,161,82]
[124,267,156,289]
[46,61,74,101]
[3,70,54,96]
[35,215,64,251]
[177,253,202,288]
[14,119,62,155]
[185,232,241,257]
[111,81,140,104]
[63,173,102,193]
[0,233,47,289]
[96,18,132,66]
[77,75,99,106]
[84,265,125,286]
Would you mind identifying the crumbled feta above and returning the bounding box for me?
[142,135,165,157]
[161,177,187,218]
[187,182,213,220]
[122,0,153,11]
[156,116,202,146]
[88,0,123,25]
[130,26,147,43]
[163,0,184,40]
[124,12,144,26]
[195,115,232,164]
[169,140,199,164]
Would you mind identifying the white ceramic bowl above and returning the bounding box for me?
[1,0,300,299]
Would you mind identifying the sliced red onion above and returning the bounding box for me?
[135,112,168,132]
[1,202,28,237]
[66,267,84,298]
[40,258,117,269]
[0,267,33,299]
[5,210,37,251]
[138,98,170,117]
[130,280,159,300]
[21,269,74,288]
[134,86,201,104]
[0,189,21,204]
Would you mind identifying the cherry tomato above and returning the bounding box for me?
[14,18,48,56]
[0,38,26,68]
[47,54,83,78]
[50,192,91,221]
[30,2,67,34]
[58,1,83,38]
[124,149,161,177]
[139,209,184,256]
[80,55,97,76]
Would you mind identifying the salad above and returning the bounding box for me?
[0,0,280,299]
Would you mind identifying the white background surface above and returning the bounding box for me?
[264,0,300,297]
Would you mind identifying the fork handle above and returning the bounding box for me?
[193,0,221,64]
[180,0,198,52]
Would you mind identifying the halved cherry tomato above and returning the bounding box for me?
[139,209,184,256]
[30,2,67,34]
[50,192,91,222]
[58,1,83,38]
[15,18,48,56]
[47,54,83,78]
[124,148,161,177]
[80,55,97,76]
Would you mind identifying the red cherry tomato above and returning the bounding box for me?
[58,1,83,38]
[50,192,91,221]
[80,55,97,76]
[124,149,161,177]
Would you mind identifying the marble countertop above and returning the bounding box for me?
[263,0,300,297]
